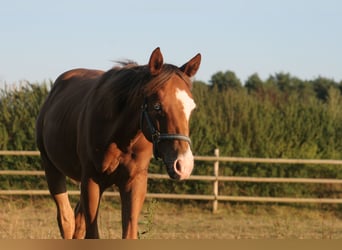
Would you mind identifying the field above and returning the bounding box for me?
[1,196,342,239]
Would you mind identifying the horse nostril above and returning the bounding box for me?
[175,160,182,172]
[170,157,193,180]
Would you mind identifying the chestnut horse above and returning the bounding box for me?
[36,48,201,239]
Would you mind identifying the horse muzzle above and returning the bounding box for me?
[163,147,194,180]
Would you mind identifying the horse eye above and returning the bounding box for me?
[153,103,162,111]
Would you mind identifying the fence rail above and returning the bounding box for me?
[1,150,342,212]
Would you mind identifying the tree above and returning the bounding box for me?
[209,70,242,91]
[311,77,337,101]
[245,73,264,93]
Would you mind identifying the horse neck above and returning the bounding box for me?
[111,104,143,151]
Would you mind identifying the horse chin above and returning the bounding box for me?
[162,148,194,181]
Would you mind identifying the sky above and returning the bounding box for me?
[1,0,342,88]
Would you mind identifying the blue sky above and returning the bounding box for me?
[1,0,342,88]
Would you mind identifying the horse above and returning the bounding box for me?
[36,48,201,239]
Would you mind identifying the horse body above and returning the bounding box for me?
[37,69,103,181]
[36,48,201,239]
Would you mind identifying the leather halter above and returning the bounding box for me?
[140,99,192,159]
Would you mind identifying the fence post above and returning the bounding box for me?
[213,148,219,213]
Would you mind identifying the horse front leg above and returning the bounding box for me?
[73,201,86,239]
[80,177,102,239]
[119,172,148,239]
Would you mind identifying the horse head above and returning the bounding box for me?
[141,48,201,180]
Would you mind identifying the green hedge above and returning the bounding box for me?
[1,72,342,200]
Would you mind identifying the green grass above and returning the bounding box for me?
[0,196,342,239]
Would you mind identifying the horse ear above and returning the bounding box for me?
[180,53,201,78]
[148,47,164,76]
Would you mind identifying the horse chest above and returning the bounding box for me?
[101,142,150,175]
[101,143,121,174]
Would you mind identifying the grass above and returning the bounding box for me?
[0,196,342,239]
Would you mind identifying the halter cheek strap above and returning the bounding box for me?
[140,99,192,160]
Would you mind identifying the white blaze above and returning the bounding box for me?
[175,88,196,122]
[173,88,195,180]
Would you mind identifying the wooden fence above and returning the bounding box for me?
[1,150,342,212]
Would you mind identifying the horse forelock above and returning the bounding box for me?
[143,64,192,96]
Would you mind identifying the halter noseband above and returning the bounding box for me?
[140,99,192,159]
